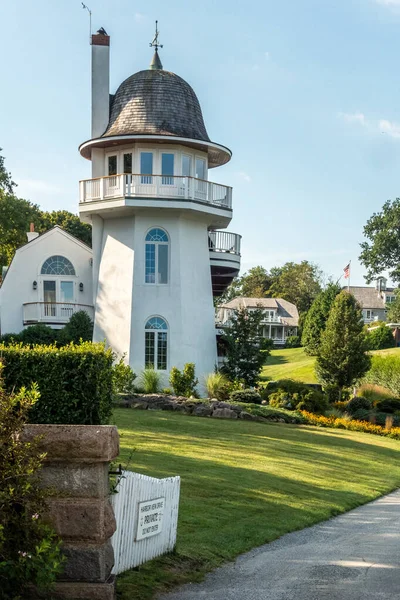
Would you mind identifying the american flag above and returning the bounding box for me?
[343,263,350,279]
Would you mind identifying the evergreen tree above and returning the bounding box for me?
[387,289,400,322]
[221,306,270,387]
[302,283,341,355]
[316,291,371,397]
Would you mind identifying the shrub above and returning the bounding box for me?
[332,400,349,412]
[296,390,329,413]
[112,356,136,395]
[300,410,400,440]
[346,396,372,415]
[363,354,400,396]
[204,372,231,400]
[0,342,113,425]
[0,368,65,596]
[18,323,59,345]
[169,363,199,397]
[374,398,400,414]
[285,335,301,348]
[229,389,262,404]
[269,388,328,414]
[162,387,173,395]
[351,408,372,422]
[58,310,94,345]
[356,383,395,403]
[140,368,162,394]
[268,391,294,409]
[366,324,395,351]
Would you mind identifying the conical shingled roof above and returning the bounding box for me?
[103,69,211,142]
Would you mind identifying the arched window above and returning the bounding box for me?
[145,317,168,370]
[145,228,169,284]
[41,256,76,276]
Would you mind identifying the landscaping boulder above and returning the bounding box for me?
[212,408,238,419]
[193,404,212,417]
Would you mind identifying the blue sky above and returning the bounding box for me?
[1,0,400,286]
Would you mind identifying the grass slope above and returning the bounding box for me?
[114,408,400,599]
[261,347,317,383]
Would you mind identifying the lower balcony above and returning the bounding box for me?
[209,231,241,296]
[23,302,94,326]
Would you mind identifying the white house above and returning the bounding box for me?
[77,30,241,381]
[216,297,299,345]
[0,227,93,334]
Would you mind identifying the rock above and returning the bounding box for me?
[212,408,238,419]
[131,402,148,410]
[240,411,258,421]
[193,405,212,417]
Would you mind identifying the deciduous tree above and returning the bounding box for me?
[269,261,323,314]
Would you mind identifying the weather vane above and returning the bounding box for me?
[150,20,163,52]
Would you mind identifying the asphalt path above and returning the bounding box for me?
[159,489,400,600]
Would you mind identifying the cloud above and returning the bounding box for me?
[134,13,146,22]
[237,171,252,183]
[338,112,367,126]
[376,0,400,5]
[338,112,400,139]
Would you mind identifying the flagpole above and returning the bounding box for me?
[348,260,351,292]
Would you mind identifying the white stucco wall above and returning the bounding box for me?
[92,211,217,384]
[91,43,110,139]
[0,228,93,335]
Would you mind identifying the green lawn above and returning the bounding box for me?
[114,408,400,599]
[261,347,317,383]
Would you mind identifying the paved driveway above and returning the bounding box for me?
[159,489,400,600]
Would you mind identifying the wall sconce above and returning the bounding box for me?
[33,280,37,290]
[79,282,84,292]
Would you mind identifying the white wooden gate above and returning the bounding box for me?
[110,471,181,574]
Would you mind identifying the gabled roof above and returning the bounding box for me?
[347,286,394,310]
[220,297,299,327]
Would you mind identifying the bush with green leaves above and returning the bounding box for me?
[58,310,94,345]
[0,342,113,424]
[229,389,262,404]
[285,335,301,348]
[366,324,396,351]
[346,396,372,415]
[204,372,231,400]
[19,323,58,345]
[374,397,400,414]
[363,354,400,397]
[169,363,199,397]
[140,367,162,394]
[112,356,136,395]
[267,379,328,414]
[0,369,65,596]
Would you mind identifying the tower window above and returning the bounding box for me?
[195,157,206,180]
[182,155,192,177]
[108,155,117,176]
[145,228,169,284]
[140,152,153,184]
[123,153,132,174]
[162,153,174,185]
[145,316,168,370]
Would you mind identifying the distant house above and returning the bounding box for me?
[347,277,395,324]
[216,297,299,345]
[0,226,93,335]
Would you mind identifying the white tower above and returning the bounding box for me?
[79,27,241,382]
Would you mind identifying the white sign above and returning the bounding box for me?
[136,497,165,541]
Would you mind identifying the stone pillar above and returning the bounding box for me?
[23,425,119,600]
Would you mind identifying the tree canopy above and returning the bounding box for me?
[301,282,341,355]
[218,261,323,315]
[0,152,91,269]
[359,199,400,283]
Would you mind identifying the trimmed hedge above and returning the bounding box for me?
[229,389,262,404]
[0,342,114,425]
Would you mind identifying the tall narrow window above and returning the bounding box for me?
[182,155,192,177]
[140,152,153,184]
[145,317,168,370]
[108,155,117,176]
[145,228,169,284]
[161,153,174,185]
[195,157,206,180]
[123,153,132,173]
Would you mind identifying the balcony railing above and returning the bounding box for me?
[23,302,94,325]
[80,174,232,210]
[208,231,241,255]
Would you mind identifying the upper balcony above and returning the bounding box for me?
[23,302,94,327]
[209,231,241,296]
[79,174,233,227]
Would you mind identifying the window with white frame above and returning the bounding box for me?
[365,310,373,320]
[145,228,169,284]
[195,157,206,180]
[182,154,192,177]
[140,152,153,184]
[145,317,168,370]
[161,153,174,185]
[41,256,76,276]
[108,155,117,176]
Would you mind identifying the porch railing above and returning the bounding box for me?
[23,302,94,324]
[80,174,232,210]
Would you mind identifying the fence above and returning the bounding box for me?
[110,470,181,574]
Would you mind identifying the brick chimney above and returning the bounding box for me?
[91,30,110,139]
[27,223,39,243]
